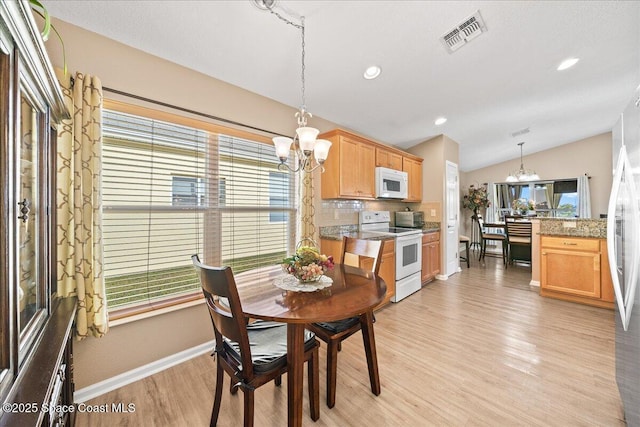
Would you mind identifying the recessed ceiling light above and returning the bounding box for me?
[435,117,447,126]
[363,66,381,80]
[557,57,579,71]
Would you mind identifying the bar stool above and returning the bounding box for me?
[459,235,470,268]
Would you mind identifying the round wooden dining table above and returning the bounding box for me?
[235,263,387,427]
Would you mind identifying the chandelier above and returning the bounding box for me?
[259,2,332,173]
[506,142,539,182]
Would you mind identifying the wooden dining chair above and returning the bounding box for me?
[191,255,320,426]
[307,236,383,408]
[476,216,507,266]
[505,220,532,265]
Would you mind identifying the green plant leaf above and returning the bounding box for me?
[29,0,51,41]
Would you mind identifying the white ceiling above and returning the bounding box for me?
[45,1,640,171]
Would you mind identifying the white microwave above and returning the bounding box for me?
[375,167,408,199]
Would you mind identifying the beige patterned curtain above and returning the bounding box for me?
[56,70,108,339]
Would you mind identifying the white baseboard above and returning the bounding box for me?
[435,274,449,280]
[529,280,541,289]
[74,340,215,403]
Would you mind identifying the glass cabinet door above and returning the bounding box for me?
[17,89,47,358]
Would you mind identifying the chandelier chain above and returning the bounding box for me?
[265,6,307,119]
[301,17,306,113]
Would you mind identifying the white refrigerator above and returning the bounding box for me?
[609,86,640,426]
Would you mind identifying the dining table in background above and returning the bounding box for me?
[235,263,387,427]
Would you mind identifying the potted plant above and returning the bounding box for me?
[462,184,491,219]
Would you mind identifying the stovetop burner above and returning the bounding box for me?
[359,210,423,236]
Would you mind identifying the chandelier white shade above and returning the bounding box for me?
[506,142,539,182]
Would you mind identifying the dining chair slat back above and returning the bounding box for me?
[475,215,508,266]
[504,220,533,265]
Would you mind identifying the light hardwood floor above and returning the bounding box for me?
[76,256,625,426]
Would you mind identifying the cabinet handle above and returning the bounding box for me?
[562,242,577,246]
[17,198,30,223]
[542,252,547,255]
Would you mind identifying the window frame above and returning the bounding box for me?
[103,100,298,320]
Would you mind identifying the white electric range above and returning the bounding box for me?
[359,211,423,302]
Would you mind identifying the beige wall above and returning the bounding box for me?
[46,19,343,389]
[460,132,613,237]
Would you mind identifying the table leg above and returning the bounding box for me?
[287,323,305,427]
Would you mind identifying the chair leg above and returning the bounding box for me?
[503,243,508,268]
[274,375,282,387]
[326,340,339,408]
[465,241,470,268]
[243,388,254,427]
[360,311,381,396]
[211,360,224,427]
[308,345,320,421]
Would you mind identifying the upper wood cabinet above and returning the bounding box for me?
[403,157,423,202]
[321,131,375,199]
[320,129,422,200]
[376,147,402,170]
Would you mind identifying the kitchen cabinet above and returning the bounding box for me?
[0,2,75,426]
[377,239,395,307]
[540,236,614,309]
[321,131,375,199]
[403,157,423,202]
[320,129,422,200]
[421,231,440,283]
[376,147,402,170]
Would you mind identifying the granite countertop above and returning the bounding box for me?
[422,221,441,233]
[319,222,440,241]
[536,217,607,239]
[319,231,395,242]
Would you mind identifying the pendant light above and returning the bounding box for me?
[506,142,539,182]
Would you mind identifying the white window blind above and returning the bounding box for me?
[102,109,296,311]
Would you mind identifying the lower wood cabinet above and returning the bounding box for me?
[540,236,614,309]
[421,231,440,284]
[377,239,395,307]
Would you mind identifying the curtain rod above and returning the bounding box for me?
[101,86,286,138]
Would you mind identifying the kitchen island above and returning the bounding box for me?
[534,218,613,309]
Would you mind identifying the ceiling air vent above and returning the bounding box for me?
[440,11,487,53]
[511,127,531,138]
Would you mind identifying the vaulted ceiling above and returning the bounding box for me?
[45,1,640,171]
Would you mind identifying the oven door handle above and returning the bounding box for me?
[395,234,421,244]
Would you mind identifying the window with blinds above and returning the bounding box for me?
[102,109,296,311]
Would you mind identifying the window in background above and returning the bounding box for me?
[494,179,578,218]
[553,179,578,217]
[172,176,204,206]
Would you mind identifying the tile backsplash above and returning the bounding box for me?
[317,199,441,226]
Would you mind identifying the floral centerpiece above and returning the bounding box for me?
[282,245,334,283]
[462,184,491,217]
[512,198,535,213]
